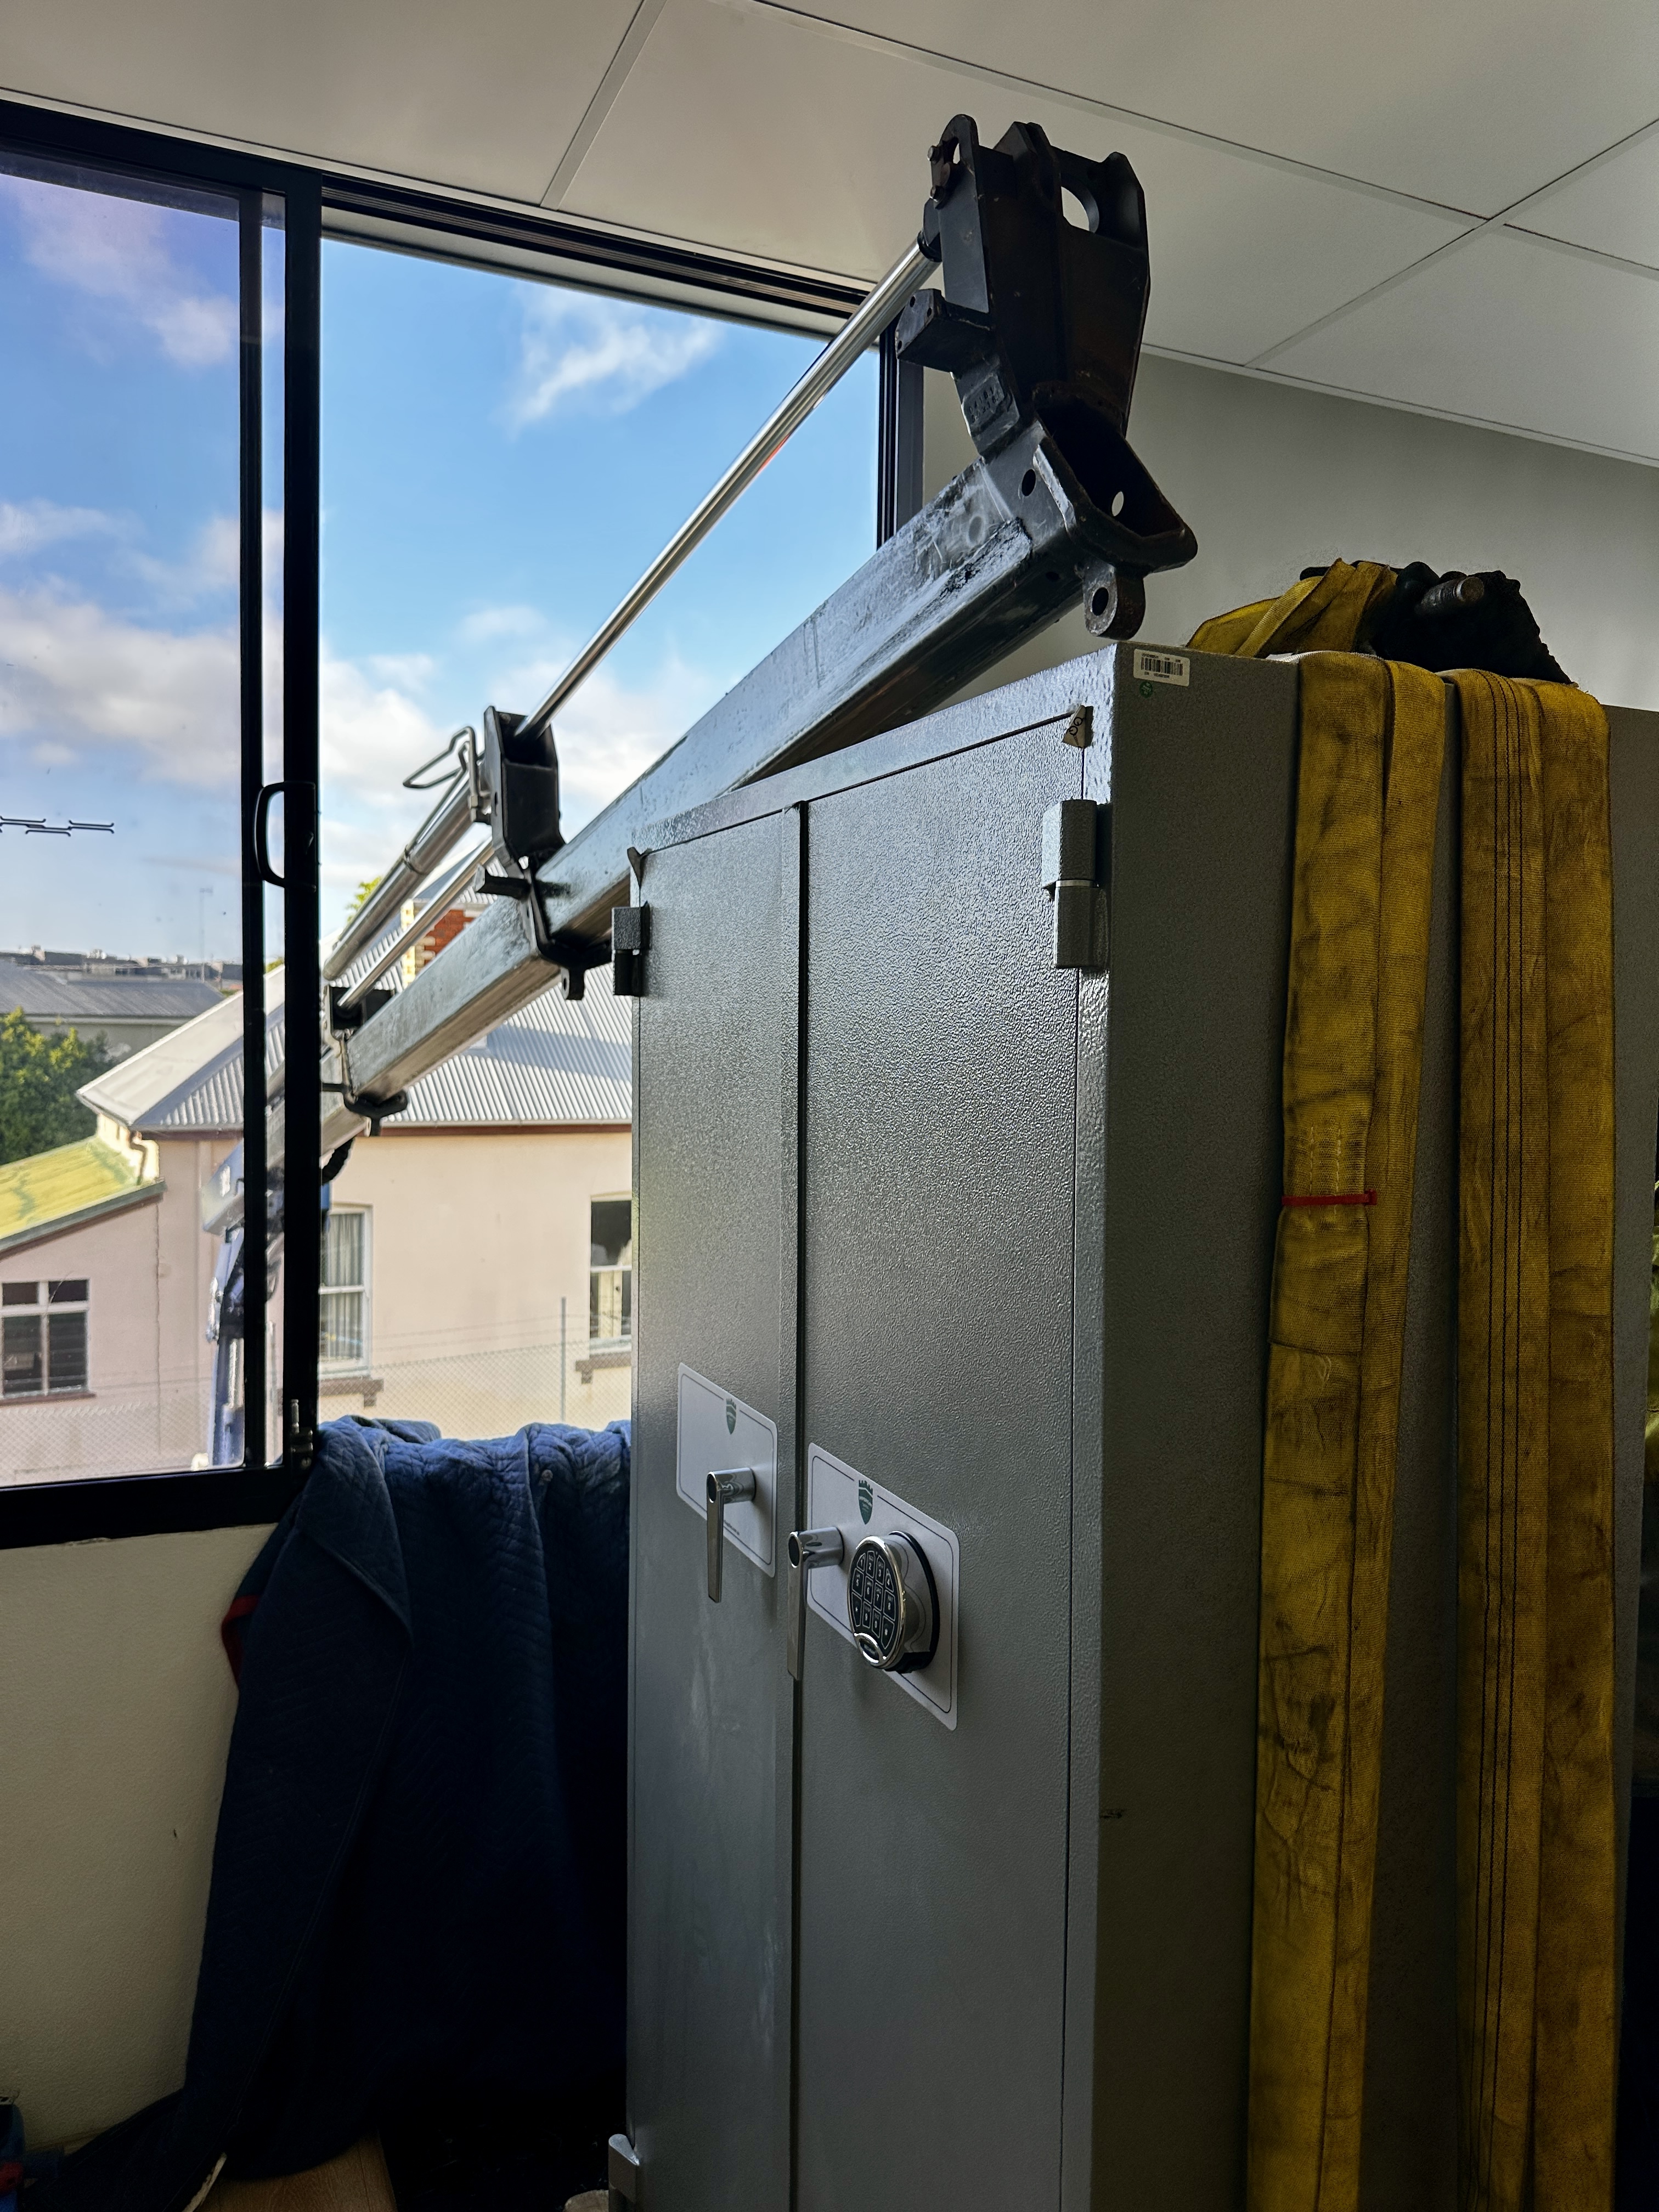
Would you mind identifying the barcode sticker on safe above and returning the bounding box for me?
[1133,648,1189,686]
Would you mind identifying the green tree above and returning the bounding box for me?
[0,1012,113,1166]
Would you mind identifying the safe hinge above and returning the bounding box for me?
[1040,798,1108,971]
[612,903,651,998]
[608,2132,642,2208]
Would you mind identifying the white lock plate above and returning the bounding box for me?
[805,1443,960,1729]
[676,1365,777,1576]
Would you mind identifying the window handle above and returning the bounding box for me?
[253,782,285,887]
[787,1526,845,1680]
[252,780,314,889]
[706,1467,757,1601]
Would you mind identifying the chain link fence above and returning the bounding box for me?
[0,1339,630,1486]
[0,1384,210,1485]
[321,1334,631,1441]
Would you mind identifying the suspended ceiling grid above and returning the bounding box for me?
[4,0,1658,460]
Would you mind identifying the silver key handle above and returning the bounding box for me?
[706,1468,757,1601]
[787,1526,845,1680]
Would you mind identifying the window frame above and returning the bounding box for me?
[0,94,904,1550]
[0,98,317,1549]
[0,1278,91,1400]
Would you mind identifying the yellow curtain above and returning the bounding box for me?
[1191,586,1620,2212]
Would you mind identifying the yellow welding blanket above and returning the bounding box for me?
[1187,559,1396,659]
[1228,636,1618,2212]
[1248,652,1447,2212]
[1452,672,1617,2212]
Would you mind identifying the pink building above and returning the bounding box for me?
[0,967,631,1485]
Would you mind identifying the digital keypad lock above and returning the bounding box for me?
[847,1530,939,1675]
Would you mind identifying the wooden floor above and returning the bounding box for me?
[197,2137,607,2212]
[202,2139,395,2212]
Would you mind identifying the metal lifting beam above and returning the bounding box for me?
[319,114,1197,1156]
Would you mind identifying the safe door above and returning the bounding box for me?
[791,718,1084,2209]
[629,809,797,2212]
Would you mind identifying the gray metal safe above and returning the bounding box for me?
[625,644,1659,2212]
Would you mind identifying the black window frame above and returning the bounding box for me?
[0,94,910,1550]
[0,99,318,1548]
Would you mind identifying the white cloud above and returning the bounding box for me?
[557,657,722,824]
[505,291,719,430]
[0,500,114,560]
[144,850,240,879]
[456,604,545,645]
[320,647,448,800]
[0,580,238,785]
[366,651,437,691]
[0,175,236,368]
[129,511,240,607]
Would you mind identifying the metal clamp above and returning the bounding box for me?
[319,1077,409,1139]
[473,849,602,1000]
[787,1526,845,1680]
[706,1468,757,1601]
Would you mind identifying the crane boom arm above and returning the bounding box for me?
[325,413,1131,1152]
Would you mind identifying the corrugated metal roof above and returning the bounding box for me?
[0,1136,154,1255]
[78,957,629,1137]
[398,969,630,1127]
[0,962,224,1023]
[79,970,284,1137]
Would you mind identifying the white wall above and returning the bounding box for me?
[927,354,1659,714]
[325,1125,634,1434]
[0,1524,270,2147]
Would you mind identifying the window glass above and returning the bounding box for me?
[319,1206,368,1369]
[590,1195,633,1345]
[1,1277,89,1397]
[0,153,253,1484]
[48,1308,88,1393]
[319,244,875,1439]
[3,1314,41,1396]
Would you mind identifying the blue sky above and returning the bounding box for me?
[0,165,877,955]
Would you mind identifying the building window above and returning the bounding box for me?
[590,1198,633,1344]
[319,1208,370,1369]
[2,1279,90,1397]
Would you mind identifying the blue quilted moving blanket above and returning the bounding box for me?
[36,1417,629,2212]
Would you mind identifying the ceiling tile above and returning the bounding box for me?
[1514,129,1659,270]
[0,0,640,202]
[1264,228,1659,459]
[566,0,1468,362]
[794,0,1659,216]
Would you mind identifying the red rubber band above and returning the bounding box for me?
[1282,1190,1377,1207]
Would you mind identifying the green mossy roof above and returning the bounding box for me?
[0,1137,153,1253]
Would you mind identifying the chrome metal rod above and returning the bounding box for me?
[322,775,475,983]
[337,835,495,1012]
[519,240,933,740]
